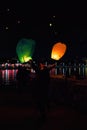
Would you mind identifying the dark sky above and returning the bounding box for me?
[0,1,87,60]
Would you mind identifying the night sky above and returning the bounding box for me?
[0,1,87,61]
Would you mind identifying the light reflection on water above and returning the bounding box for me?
[50,66,87,78]
[0,69,18,86]
[0,66,87,86]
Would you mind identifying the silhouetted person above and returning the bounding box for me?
[30,60,55,122]
[16,65,30,92]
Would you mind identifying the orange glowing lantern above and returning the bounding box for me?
[51,42,67,60]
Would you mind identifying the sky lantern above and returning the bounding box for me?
[16,38,36,63]
[51,42,67,60]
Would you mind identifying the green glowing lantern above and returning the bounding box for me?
[16,38,36,63]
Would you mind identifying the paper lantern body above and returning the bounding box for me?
[16,38,36,63]
[51,42,67,60]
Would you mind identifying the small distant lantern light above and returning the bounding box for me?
[49,23,52,27]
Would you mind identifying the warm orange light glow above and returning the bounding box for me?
[51,42,67,60]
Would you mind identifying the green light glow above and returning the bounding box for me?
[16,38,36,63]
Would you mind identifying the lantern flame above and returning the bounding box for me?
[51,42,67,60]
[23,56,32,62]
